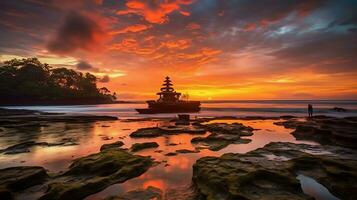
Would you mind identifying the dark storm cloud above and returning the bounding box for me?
[47,12,106,54]
[99,75,110,83]
[1,0,357,75]
[76,60,99,72]
[0,0,63,54]
[270,31,357,72]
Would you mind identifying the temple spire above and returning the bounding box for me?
[157,76,181,102]
[160,76,174,92]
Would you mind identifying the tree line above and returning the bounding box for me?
[0,57,116,105]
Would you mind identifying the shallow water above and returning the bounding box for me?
[0,118,336,199]
[297,174,340,200]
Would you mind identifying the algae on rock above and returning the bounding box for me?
[0,166,48,199]
[39,149,153,200]
[192,142,357,200]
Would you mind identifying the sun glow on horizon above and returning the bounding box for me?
[1,0,356,100]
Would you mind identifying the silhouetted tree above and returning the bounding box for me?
[0,57,116,105]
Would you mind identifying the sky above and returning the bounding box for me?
[0,0,357,100]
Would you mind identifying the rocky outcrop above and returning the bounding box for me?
[191,123,254,151]
[100,141,125,151]
[131,142,159,152]
[192,142,357,200]
[106,186,162,200]
[204,123,255,136]
[0,139,78,154]
[130,127,163,137]
[175,149,200,154]
[0,166,48,199]
[0,108,118,130]
[130,126,206,138]
[275,116,357,148]
[39,149,153,200]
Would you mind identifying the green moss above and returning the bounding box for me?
[192,142,357,200]
[131,142,159,152]
[100,141,125,151]
[39,149,153,200]
[0,166,48,199]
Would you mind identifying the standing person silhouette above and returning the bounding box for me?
[308,104,313,117]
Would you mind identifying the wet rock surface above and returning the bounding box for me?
[0,108,118,130]
[39,149,153,200]
[176,149,200,154]
[0,139,78,154]
[191,123,254,151]
[130,125,206,138]
[131,121,255,151]
[100,141,125,151]
[105,186,162,200]
[275,116,357,148]
[203,122,255,136]
[0,166,48,199]
[192,142,357,200]
[131,142,159,152]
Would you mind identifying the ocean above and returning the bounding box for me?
[3,100,357,118]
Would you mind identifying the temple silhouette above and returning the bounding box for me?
[136,76,201,114]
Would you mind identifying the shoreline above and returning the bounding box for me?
[0,100,140,107]
[0,108,356,199]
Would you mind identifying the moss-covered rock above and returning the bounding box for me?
[130,142,159,152]
[100,141,125,151]
[165,152,178,156]
[192,142,357,200]
[130,127,163,137]
[176,149,200,154]
[39,149,153,200]
[0,166,48,200]
[130,126,205,138]
[191,123,253,151]
[0,139,78,154]
[105,186,162,200]
[274,116,357,148]
[205,122,254,136]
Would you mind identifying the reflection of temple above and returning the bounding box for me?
[136,76,201,114]
[157,76,181,102]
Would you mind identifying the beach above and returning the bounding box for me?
[0,101,357,200]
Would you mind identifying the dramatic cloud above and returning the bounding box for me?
[76,60,99,72]
[185,22,200,30]
[99,75,110,83]
[110,24,151,35]
[117,0,195,24]
[47,12,108,54]
[1,0,357,100]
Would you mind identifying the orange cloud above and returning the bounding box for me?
[117,0,195,24]
[160,39,191,50]
[186,22,201,30]
[180,10,190,16]
[110,24,151,35]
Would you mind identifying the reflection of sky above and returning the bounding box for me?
[0,118,341,199]
[297,174,340,200]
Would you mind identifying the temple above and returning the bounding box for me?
[136,76,201,114]
[157,76,181,102]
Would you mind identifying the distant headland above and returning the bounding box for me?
[0,57,116,106]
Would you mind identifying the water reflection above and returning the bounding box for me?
[0,118,319,199]
[297,174,340,200]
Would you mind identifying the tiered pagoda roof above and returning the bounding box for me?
[156,76,181,102]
